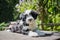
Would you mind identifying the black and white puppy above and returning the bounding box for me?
[7,10,38,33]
[7,10,53,37]
[19,10,38,34]
[19,10,53,37]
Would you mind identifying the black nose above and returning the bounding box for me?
[29,19,32,21]
[26,24,29,26]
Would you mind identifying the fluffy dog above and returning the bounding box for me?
[7,10,38,33]
[19,10,38,34]
[20,10,38,30]
[7,10,53,37]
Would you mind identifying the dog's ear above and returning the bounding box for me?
[19,13,26,21]
[19,13,23,20]
[30,10,38,19]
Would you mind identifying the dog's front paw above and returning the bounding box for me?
[28,31,38,37]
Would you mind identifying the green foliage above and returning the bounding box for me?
[0,22,8,31]
[16,0,38,13]
[0,0,60,31]
[55,14,60,23]
[37,0,60,31]
[15,0,60,31]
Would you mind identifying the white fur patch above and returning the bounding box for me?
[28,31,38,37]
[6,30,11,32]
[19,20,23,25]
[28,30,46,37]
[24,10,31,15]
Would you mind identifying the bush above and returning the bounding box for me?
[0,22,9,31]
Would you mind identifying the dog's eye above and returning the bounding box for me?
[26,24,29,26]
[24,23,29,26]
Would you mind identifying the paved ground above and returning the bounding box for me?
[0,31,60,40]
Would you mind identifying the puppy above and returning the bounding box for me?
[7,10,53,37]
[19,10,38,31]
[16,10,39,35]
[19,10,53,37]
[7,10,39,36]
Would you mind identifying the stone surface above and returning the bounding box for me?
[0,31,60,40]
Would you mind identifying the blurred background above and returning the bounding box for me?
[0,0,60,31]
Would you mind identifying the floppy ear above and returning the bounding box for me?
[30,10,38,19]
[19,13,26,21]
[19,13,23,20]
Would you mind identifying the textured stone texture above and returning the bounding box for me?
[0,31,60,40]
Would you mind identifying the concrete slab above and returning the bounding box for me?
[0,31,60,40]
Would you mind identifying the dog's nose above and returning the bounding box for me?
[26,24,29,26]
[29,19,32,21]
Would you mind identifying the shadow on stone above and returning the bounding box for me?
[55,38,60,40]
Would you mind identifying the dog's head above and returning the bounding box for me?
[19,10,38,22]
[24,10,38,20]
[19,10,38,31]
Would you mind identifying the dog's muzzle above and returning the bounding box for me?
[25,17,37,31]
[28,19,33,22]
